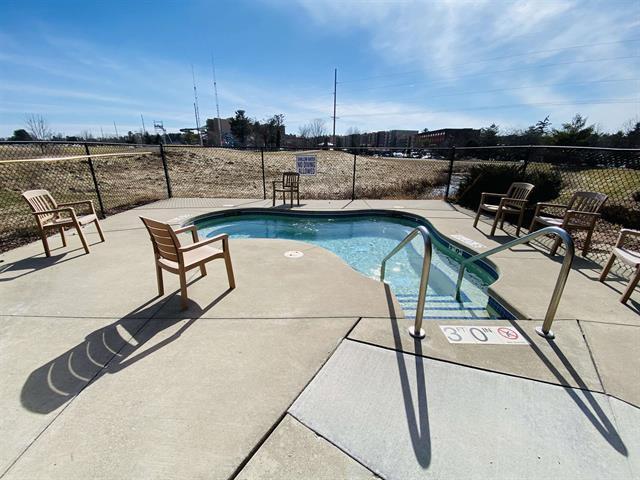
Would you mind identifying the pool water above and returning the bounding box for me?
[195,213,508,320]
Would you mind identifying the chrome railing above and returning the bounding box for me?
[454,226,575,339]
[380,226,432,339]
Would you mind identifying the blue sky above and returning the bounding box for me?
[0,0,638,138]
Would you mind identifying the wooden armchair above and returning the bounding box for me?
[473,182,534,236]
[529,191,608,256]
[272,172,300,207]
[599,229,640,304]
[22,189,105,256]
[140,217,235,310]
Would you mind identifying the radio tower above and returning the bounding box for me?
[191,64,203,146]
[211,54,223,146]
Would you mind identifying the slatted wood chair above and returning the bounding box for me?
[473,182,535,236]
[22,189,105,257]
[599,229,640,304]
[140,217,235,310]
[272,172,300,207]
[529,191,608,256]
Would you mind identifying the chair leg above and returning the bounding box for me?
[473,207,482,228]
[621,265,640,304]
[59,227,67,247]
[155,264,165,296]
[74,221,90,254]
[516,210,524,237]
[489,210,500,236]
[549,236,562,256]
[272,187,276,206]
[39,229,51,257]
[297,189,300,206]
[224,251,236,289]
[179,269,189,310]
[582,228,595,256]
[94,219,105,242]
[599,253,616,282]
[200,263,207,277]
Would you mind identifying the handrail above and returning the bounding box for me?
[380,226,432,339]
[454,226,575,339]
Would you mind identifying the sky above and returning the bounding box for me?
[0,0,638,138]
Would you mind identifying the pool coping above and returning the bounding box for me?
[186,208,517,320]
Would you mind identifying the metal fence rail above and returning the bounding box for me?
[1,141,638,275]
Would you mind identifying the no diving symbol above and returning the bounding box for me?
[497,327,519,340]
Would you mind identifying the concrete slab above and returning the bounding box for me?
[290,340,633,480]
[610,397,640,478]
[3,317,358,480]
[0,228,179,319]
[0,315,146,474]
[137,197,266,209]
[236,414,376,480]
[153,239,401,319]
[364,199,455,211]
[349,318,603,391]
[581,322,640,407]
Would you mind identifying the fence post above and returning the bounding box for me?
[84,143,106,218]
[261,147,266,200]
[352,152,357,200]
[522,146,532,176]
[159,144,172,198]
[444,146,456,201]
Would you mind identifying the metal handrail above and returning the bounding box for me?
[454,226,575,339]
[380,226,432,339]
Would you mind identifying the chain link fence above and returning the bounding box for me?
[1,141,639,273]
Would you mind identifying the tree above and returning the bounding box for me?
[10,129,32,141]
[478,124,499,146]
[551,114,597,146]
[229,110,252,146]
[25,114,52,140]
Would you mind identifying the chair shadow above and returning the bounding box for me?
[20,288,232,415]
[506,321,628,456]
[0,241,103,282]
[384,284,431,467]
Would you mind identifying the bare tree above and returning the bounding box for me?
[25,114,52,140]
[308,118,327,144]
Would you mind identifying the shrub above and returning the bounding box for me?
[632,190,640,202]
[601,205,640,229]
[455,164,563,210]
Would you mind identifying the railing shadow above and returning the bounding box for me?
[384,283,431,467]
[507,321,628,456]
[20,287,232,415]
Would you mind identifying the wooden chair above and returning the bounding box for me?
[599,229,640,304]
[473,182,534,236]
[22,189,105,257]
[140,217,235,310]
[529,191,608,256]
[272,172,300,207]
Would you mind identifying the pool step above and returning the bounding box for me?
[397,294,501,320]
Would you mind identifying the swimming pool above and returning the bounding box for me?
[193,210,513,320]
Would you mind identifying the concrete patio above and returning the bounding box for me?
[1,198,638,479]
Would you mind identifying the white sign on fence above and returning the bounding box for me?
[296,155,317,175]
[439,325,529,345]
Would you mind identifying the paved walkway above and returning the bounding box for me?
[1,198,638,479]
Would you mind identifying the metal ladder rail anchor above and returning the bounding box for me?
[454,226,575,339]
[380,226,432,339]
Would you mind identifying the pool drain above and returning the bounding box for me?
[284,250,304,258]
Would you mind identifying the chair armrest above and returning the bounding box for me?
[500,197,527,207]
[33,207,76,217]
[174,224,199,243]
[616,229,640,246]
[58,200,96,215]
[565,210,601,221]
[179,234,228,252]
[533,202,568,217]
[480,192,506,203]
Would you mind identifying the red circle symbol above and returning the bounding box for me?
[497,327,519,340]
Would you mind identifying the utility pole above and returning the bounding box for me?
[113,121,119,140]
[191,64,204,146]
[141,114,147,135]
[100,126,104,140]
[332,68,337,148]
[211,53,223,147]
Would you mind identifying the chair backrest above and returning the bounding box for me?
[506,182,535,200]
[567,191,608,213]
[282,172,300,188]
[140,216,181,264]
[22,189,58,224]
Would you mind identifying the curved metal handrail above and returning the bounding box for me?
[380,226,432,339]
[454,226,575,339]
